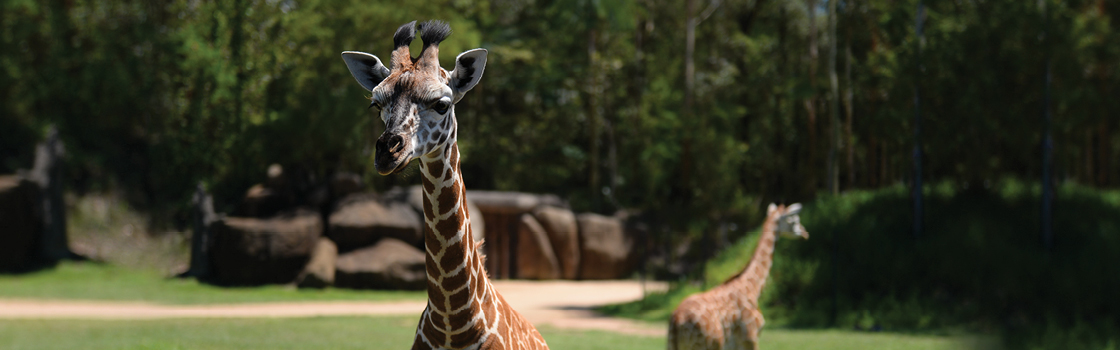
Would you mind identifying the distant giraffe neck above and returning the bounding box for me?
[734,212,782,305]
[415,132,499,349]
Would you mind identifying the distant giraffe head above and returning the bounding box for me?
[767,203,809,239]
[341,20,487,175]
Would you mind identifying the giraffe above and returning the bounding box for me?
[667,203,809,350]
[340,20,549,350]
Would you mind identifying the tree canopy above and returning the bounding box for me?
[1,0,1116,229]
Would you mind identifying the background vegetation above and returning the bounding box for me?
[603,181,1120,350]
[2,0,1117,349]
[3,0,1116,224]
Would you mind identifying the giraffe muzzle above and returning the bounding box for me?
[375,133,410,175]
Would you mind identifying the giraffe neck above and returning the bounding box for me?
[416,135,496,349]
[735,213,782,305]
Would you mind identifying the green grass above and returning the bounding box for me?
[0,316,998,350]
[0,261,423,304]
[604,180,1120,350]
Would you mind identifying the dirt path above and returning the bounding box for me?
[0,280,667,336]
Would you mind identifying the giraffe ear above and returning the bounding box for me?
[785,203,802,216]
[449,48,487,103]
[341,51,391,91]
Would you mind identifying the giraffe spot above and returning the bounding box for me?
[437,181,459,216]
[447,310,473,335]
[426,254,441,286]
[480,333,501,350]
[434,214,461,239]
[446,281,470,313]
[425,159,445,182]
[440,246,466,277]
[421,175,436,197]
[429,310,450,331]
[449,326,482,349]
[422,317,444,346]
[443,167,453,182]
[427,278,446,311]
[448,144,459,167]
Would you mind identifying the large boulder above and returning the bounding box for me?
[238,183,294,218]
[532,206,580,279]
[296,238,338,289]
[516,214,561,280]
[467,191,567,214]
[576,213,634,280]
[329,193,422,250]
[385,186,485,243]
[209,210,322,285]
[0,175,40,271]
[335,238,426,290]
[330,172,364,198]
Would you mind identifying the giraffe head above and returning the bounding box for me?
[341,20,487,175]
[767,203,809,239]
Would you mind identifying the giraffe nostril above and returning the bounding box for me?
[377,134,405,154]
[387,135,404,152]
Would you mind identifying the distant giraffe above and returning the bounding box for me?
[341,21,548,350]
[667,203,809,350]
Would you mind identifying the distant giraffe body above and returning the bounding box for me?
[668,204,808,350]
[341,21,548,350]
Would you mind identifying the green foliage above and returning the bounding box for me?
[1,0,1116,223]
[604,182,1120,350]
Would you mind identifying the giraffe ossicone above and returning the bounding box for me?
[667,204,808,350]
[341,20,548,350]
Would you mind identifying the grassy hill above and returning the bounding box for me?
[604,180,1120,350]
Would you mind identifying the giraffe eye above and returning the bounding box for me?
[432,99,450,115]
[369,100,382,110]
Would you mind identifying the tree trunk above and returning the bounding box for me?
[828,0,840,195]
[587,26,601,209]
[805,0,819,192]
[844,35,855,189]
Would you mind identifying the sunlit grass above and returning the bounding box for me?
[0,261,423,304]
[0,317,998,350]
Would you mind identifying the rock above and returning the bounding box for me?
[238,183,293,218]
[335,238,426,290]
[328,193,422,250]
[532,206,580,279]
[330,172,364,198]
[265,164,286,189]
[516,214,560,280]
[467,191,539,214]
[209,210,322,285]
[576,213,633,280]
[466,190,571,214]
[296,238,338,289]
[0,175,40,271]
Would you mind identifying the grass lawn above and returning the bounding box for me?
[0,261,424,304]
[0,316,998,350]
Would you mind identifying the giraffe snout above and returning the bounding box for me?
[379,134,405,153]
[374,133,410,175]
